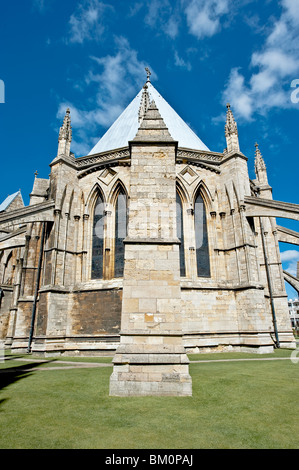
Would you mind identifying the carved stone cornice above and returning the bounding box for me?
[177,148,223,162]
[72,145,226,179]
[72,144,228,179]
[76,147,130,169]
[76,148,131,179]
[176,148,222,174]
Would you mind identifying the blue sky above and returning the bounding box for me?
[0,0,298,296]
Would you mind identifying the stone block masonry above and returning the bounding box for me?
[109,241,192,396]
[109,101,192,396]
[0,75,296,375]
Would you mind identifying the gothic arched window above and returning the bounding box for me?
[114,189,127,278]
[194,191,210,277]
[176,192,186,277]
[91,194,105,279]
[3,250,14,285]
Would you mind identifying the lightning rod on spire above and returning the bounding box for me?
[145,67,151,83]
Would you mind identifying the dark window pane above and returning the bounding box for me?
[91,195,104,279]
[195,192,210,277]
[176,192,186,277]
[115,190,127,278]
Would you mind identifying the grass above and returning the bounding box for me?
[0,349,298,449]
[188,348,293,361]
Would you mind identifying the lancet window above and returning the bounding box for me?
[91,194,105,280]
[194,191,210,277]
[114,189,127,278]
[176,192,186,277]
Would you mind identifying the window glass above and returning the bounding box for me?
[195,192,210,277]
[176,192,186,277]
[91,195,105,279]
[115,190,127,278]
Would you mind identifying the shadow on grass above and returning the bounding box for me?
[0,360,56,410]
[2,355,27,362]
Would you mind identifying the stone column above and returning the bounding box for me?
[109,101,192,396]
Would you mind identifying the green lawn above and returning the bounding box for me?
[0,350,298,449]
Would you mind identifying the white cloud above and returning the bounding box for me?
[67,0,114,44]
[174,51,192,71]
[86,36,157,125]
[32,0,51,12]
[183,0,229,39]
[70,137,91,157]
[33,0,44,10]
[281,250,299,263]
[165,16,180,39]
[282,0,299,23]
[144,0,170,27]
[143,0,181,39]
[223,0,299,120]
[56,37,156,156]
[57,102,87,128]
[223,68,254,120]
[251,49,298,78]
[281,249,299,277]
[127,2,143,17]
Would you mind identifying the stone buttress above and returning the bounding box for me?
[109,101,192,396]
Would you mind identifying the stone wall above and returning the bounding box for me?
[0,142,295,356]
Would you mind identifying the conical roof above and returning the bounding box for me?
[88,82,209,155]
[0,191,23,213]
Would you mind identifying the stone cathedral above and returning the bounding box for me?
[0,72,298,396]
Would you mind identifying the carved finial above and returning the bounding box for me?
[58,108,72,156]
[34,170,38,178]
[225,104,238,136]
[145,67,151,83]
[225,103,240,152]
[255,142,265,167]
[255,142,263,159]
[254,142,268,184]
[138,83,150,123]
[59,108,72,140]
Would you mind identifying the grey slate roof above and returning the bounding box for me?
[88,82,209,155]
[0,191,22,212]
